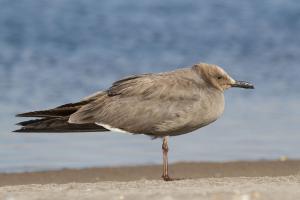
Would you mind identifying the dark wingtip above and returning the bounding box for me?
[16,113,30,117]
[16,113,36,117]
[13,128,34,133]
[15,122,24,126]
[12,129,22,133]
[15,110,50,117]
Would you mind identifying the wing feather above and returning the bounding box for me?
[69,68,203,136]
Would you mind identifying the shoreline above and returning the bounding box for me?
[1,159,300,186]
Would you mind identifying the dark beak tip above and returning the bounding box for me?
[246,83,255,89]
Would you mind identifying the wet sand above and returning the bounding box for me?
[1,160,300,200]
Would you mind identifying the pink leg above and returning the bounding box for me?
[161,136,173,181]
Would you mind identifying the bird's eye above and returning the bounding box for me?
[217,76,223,80]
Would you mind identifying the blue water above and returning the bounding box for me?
[0,0,300,173]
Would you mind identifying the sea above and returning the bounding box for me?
[0,0,299,172]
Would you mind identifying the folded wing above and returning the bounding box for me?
[69,69,203,136]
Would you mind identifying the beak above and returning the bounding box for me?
[231,80,254,89]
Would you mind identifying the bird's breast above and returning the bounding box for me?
[188,90,225,131]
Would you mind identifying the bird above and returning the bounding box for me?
[15,63,254,181]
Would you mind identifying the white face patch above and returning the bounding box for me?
[95,123,130,134]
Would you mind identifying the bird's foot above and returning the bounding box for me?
[161,175,182,181]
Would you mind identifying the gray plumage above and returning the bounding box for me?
[15,62,254,181]
[15,63,253,138]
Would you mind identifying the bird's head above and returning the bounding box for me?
[193,63,254,91]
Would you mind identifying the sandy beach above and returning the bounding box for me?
[1,160,300,200]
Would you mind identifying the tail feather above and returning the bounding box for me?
[16,118,51,126]
[14,117,108,133]
[16,108,78,118]
[15,96,108,133]
[16,100,93,118]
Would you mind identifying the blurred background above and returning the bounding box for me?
[0,0,299,173]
